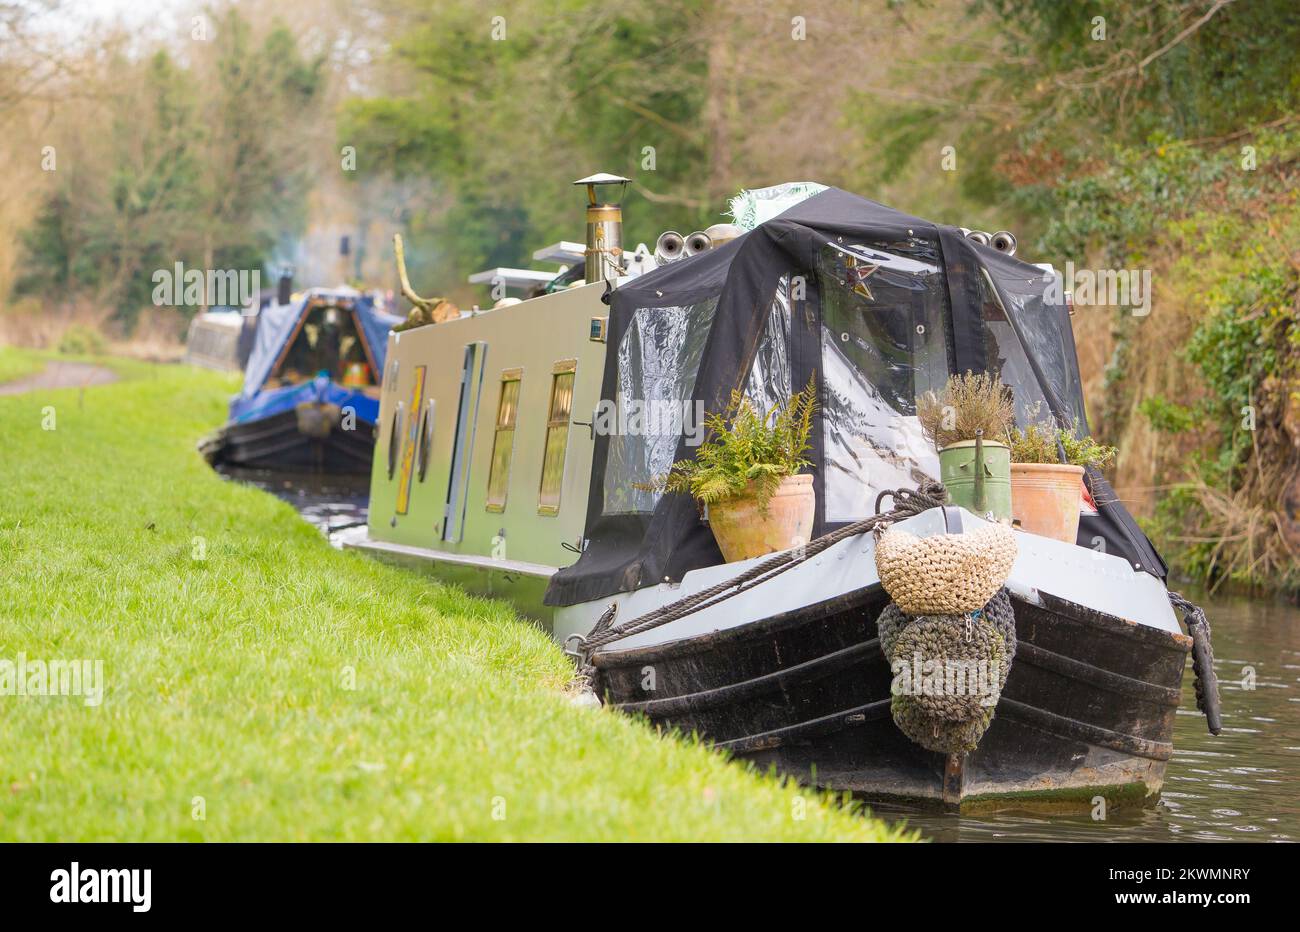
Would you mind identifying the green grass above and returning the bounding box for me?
[0,351,914,841]
[0,346,45,384]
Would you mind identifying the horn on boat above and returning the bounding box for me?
[654,230,685,264]
[991,230,1017,256]
[965,229,991,246]
[704,222,743,248]
[684,231,712,256]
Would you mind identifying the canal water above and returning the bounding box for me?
[883,592,1300,843]
[218,468,370,546]
[231,470,1298,842]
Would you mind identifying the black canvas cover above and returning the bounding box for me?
[545,188,1165,608]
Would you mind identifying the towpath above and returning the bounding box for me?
[0,360,118,396]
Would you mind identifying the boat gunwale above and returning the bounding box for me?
[205,407,377,470]
[590,585,880,668]
[613,637,882,718]
[712,692,1176,762]
[1013,640,1183,707]
[997,697,1174,761]
[715,698,894,754]
[1034,590,1192,651]
[597,583,1189,765]
[591,582,1191,669]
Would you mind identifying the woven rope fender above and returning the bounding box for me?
[875,522,1017,616]
[878,589,1017,755]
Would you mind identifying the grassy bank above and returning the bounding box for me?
[0,346,44,384]
[0,352,911,841]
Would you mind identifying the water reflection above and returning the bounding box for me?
[881,591,1300,842]
[217,466,369,548]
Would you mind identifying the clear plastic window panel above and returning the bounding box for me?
[602,298,719,515]
[977,271,1064,429]
[989,270,1087,431]
[818,239,950,521]
[743,277,793,412]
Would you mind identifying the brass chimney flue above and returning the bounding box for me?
[574,173,630,284]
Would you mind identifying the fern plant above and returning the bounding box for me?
[653,375,817,515]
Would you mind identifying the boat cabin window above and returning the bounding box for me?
[602,298,719,515]
[538,360,577,515]
[979,270,1087,431]
[744,276,794,410]
[486,369,522,513]
[276,303,376,387]
[817,239,952,521]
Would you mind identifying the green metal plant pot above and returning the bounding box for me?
[938,439,1012,521]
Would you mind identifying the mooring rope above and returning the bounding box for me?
[1168,590,1223,735]
[571,482,948,667]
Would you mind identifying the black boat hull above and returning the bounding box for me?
[200,406,376,473]
[592,587,1190,811]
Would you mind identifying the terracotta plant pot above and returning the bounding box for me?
[708,474,815,563]
[1011,462,1085,542]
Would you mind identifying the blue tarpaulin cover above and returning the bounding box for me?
[239,286,402,401]
[229,375,382,427]
[229,286,402,427]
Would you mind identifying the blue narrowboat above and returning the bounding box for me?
[201,287,403,473]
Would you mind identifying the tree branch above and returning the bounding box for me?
[632,183,708,210]
[1137,0,1235,73]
